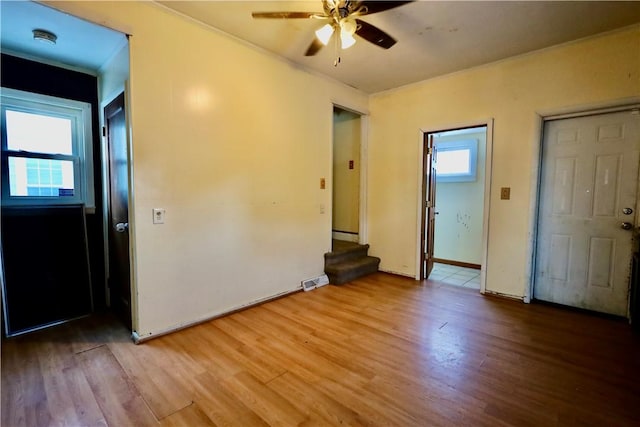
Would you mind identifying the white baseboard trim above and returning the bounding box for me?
[332,231,359,242]
[379,268,416,279]
[131,287,302,344]
[483,290,525,302]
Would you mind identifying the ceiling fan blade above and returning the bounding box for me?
[357,1,413,15]
[355,19,397,49]
[251,11,323,19]
[305,38,325,56]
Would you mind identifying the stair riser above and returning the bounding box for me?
[325,256,381,286]
[325,247,370,265]
[327,261,380,285]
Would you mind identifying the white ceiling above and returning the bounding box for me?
[0,1,127,73]
[1,1,639,92]
[157,0,640,93]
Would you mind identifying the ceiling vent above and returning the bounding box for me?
[33,29,57,45]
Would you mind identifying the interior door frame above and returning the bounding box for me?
[100,83,137,332]
[331,102,369,245]
[527,101,640,306]
[420,134,436,279]
[417,119,494,294]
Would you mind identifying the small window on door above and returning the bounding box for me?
[1,88,94,207]
[435,139,478,183]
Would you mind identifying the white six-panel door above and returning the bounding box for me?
[535,110,640,316]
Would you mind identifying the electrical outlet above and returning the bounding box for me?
[500,187,511,200]
[153,208,165,224]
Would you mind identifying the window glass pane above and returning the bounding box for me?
[8,157,75,197]
[52,169,63,184]
[6,110,73,155]
[26,168,38,183]
[2,88,95,207]
[438,149,471,175]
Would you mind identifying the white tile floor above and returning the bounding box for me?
[429,262,481,289]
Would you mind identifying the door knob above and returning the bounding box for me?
[621,222,633,230]
[622,207,633,215]
[115,222,129,233]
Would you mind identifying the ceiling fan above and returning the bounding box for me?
[252,0,413,65]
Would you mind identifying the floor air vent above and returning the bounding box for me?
[301,274,329,292]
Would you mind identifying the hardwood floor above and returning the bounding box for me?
[2,272,640,426]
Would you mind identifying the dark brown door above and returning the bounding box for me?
[105,93,131,329]
[421,134,437,279]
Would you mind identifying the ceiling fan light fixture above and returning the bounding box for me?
[251,0,411,60]
[315,23,334,45]
[341,19,357,35]
[340,30,356,49]
[339,19,357,49]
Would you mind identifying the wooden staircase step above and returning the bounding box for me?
[325,243,371,266]
[324,239,381,285]
[325,256,381,286]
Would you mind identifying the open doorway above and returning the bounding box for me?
[104,92,132,330]
[420,123,492,293]
[332,106,362,244]
[99,46,132,331]
[325,106,379,285]
[0,1,131,336]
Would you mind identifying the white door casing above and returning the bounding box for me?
[535,110,640,316]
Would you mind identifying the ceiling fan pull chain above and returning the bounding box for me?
[334,29,341,67]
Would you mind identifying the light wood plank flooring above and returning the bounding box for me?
[2,272,640,426]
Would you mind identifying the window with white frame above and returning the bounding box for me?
[1,88,94,207]
[435,139,478,183]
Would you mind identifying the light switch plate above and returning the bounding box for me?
[153,208,165,224]
[500,187,511,200]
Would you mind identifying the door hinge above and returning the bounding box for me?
[426,201,433,208]
[102,126,106,137]
[427,147,433,155]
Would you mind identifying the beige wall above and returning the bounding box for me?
[49,1,368,337]
[433,130,486,265]
[368,27,640,297]
[332,108,361,235]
